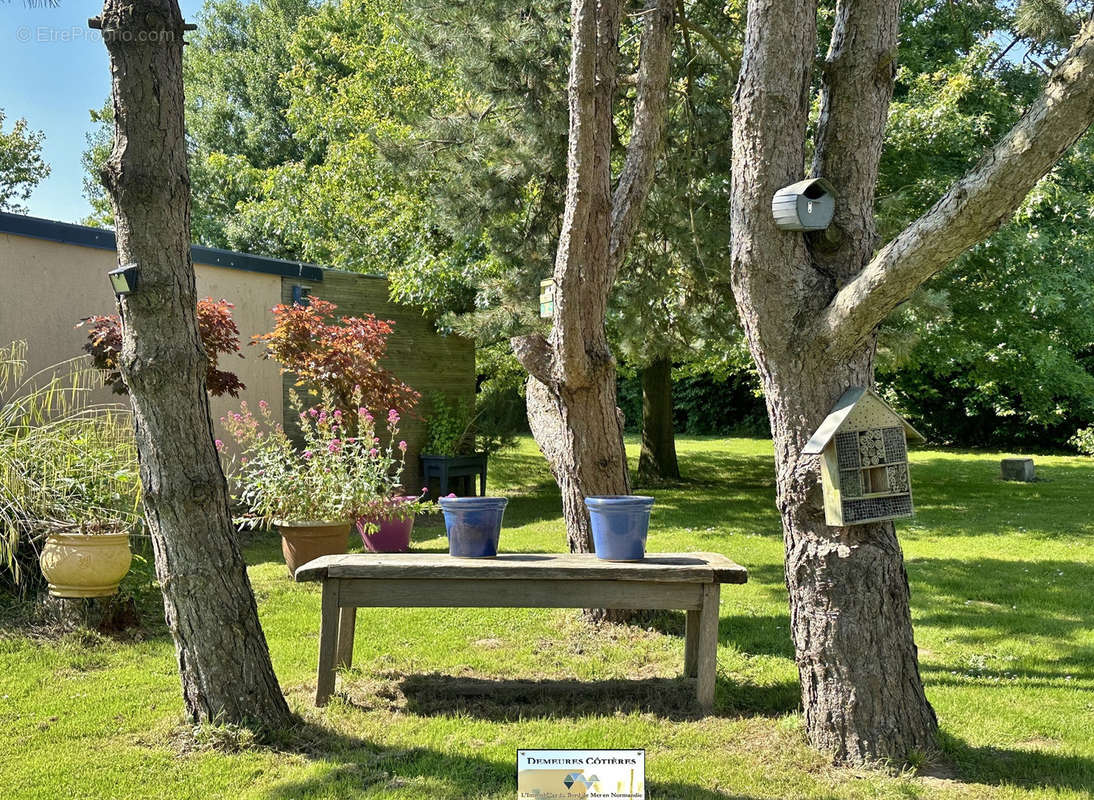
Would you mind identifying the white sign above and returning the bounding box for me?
[517,749,645,799]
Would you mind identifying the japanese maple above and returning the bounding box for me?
[253,297,419,417]
[79,297,245,397]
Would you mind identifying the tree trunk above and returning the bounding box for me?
[731,0,936,764]
[513,0,674,558]
[637,356,679,482]
[98,0,291,728]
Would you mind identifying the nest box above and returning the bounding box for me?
[802,388,924,526]
[772,178,836,231]
[539,278,556,319]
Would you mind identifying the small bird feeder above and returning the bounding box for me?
[539,278,556,319]
[802,387,924,526]
[772,177,836,231]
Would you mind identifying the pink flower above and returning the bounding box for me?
[374,437,381,444]
[214,439,224,452]
[258,400,269,411]
[303,450,313,459]
[387,409,400,424]
[319,411,328,423]
[369,448,379,457]
[333,409,342,420]
[309,408,319,418]
[328,441,340,453]
[445,493,457,498]
[398,440,407,452]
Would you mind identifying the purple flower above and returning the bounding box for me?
[309,408,319,418]
[214,439,224,452]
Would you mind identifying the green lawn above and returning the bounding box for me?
[2,436,1092,799]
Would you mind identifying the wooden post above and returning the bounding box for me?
[684,609,699,678]
[696,582,720,710]
[316,579,340,706]
[336,605,356,670]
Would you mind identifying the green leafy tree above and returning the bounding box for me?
[0,110,50,213]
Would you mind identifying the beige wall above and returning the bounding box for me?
[0,233,284,438]
[0,231,476,492]
[192,262,283,436]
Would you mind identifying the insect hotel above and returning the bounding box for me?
[802,387,924,526]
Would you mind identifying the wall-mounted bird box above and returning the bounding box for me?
[772,178,836,231]
[539,278,556,319]
[802,387,924,526]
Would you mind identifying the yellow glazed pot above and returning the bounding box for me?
[39,530,133,598]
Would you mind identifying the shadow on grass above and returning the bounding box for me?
[260,716,766,799]
[910,557,1094,650]
[392,671,798,721]
[938,731,1094,794]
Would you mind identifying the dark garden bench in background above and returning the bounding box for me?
[295,551,748,711]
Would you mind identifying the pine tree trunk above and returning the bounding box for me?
[763,351,937,763]
[730,0,936,763]
[637,356,679,482]
[98,0,291,728]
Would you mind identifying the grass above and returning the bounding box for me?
[1,435,1092,799]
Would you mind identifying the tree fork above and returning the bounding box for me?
[98,0,290,728]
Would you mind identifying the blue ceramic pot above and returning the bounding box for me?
[584,495,655,561]
[439,496,508,558]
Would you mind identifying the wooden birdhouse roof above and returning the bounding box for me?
[801,387,924,455]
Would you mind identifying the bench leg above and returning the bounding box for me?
[684,610,700,678]
[316,579,340,706]
[696,582,720,712]
[336,605,356,670]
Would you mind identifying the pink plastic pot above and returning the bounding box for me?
[356,497,416,553]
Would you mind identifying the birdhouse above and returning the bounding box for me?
[771,178,836,231]
[539,278,556,319]
[802,387,924,526]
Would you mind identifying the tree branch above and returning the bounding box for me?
[817,23,1094,357]
[609,0,675,270]
[679,16,735,71]
[810,0,900,283]
[511,332,553,386]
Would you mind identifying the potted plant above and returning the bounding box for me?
[38,520,133,598]
[351,407,429,553]
[1,341,141,598]
[221,393,397,576]
[420,392,489,497]
[356,493,428,553]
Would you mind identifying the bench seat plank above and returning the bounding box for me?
[295,551,747,584]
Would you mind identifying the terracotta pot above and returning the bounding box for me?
[40,530,133,598]
[276,520,351,577]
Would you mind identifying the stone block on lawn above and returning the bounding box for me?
[1001,458,1036,482]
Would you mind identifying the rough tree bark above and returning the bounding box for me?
[512,0,675,564]
[732,0,1094,764]
[637,356,680,482]
[97,0,291,727]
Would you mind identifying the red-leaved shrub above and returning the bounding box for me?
[253,297,419,417]
[79,298,245,397]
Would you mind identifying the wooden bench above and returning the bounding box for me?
[295,552,747,711]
